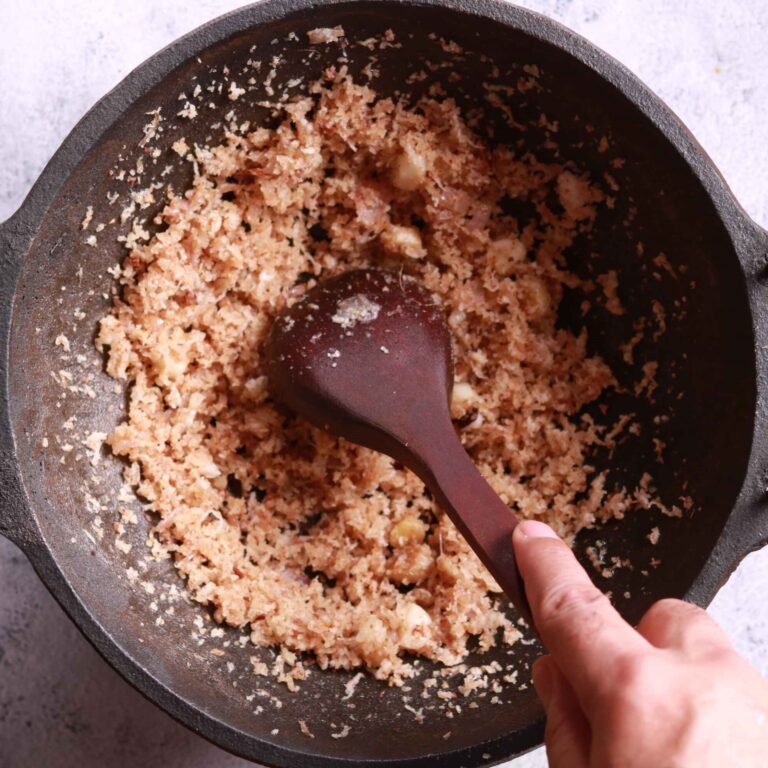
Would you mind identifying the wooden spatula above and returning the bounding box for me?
[266,268,531,623]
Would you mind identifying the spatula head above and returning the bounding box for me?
[266,269,454,461]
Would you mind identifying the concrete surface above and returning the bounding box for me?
[0,1,766,766]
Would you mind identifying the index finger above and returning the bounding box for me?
[513,520,649,707]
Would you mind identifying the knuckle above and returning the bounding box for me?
[613,651,655,693]
[642,597,676,620]
[640,598,726,651]
[638,599,677,632]
[592,653,659,723]
[646,598,706,625]
[537,582,607,627]
[698,642,737,667]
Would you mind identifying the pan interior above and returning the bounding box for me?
[8,2,756,764]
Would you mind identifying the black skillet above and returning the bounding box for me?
[1,1,767,766]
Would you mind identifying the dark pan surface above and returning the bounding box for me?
[2,1,767,765]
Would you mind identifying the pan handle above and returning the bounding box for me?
[0,210,39,554]
[685,218,768,605]
[729,219,768,564]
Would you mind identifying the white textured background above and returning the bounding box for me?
[0,1,766,766]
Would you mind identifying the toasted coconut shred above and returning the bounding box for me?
[97,71,659,684]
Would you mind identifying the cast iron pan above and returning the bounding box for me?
[1,1,767,765]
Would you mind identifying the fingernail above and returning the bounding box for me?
[517,520,559,540]
[532,658,554,707]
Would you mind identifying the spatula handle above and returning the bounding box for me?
[409,420,533,626]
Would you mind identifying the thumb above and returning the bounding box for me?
[533,656,591,768]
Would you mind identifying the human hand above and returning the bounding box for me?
[512,520,768,768]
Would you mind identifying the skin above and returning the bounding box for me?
[512,519,768,768]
